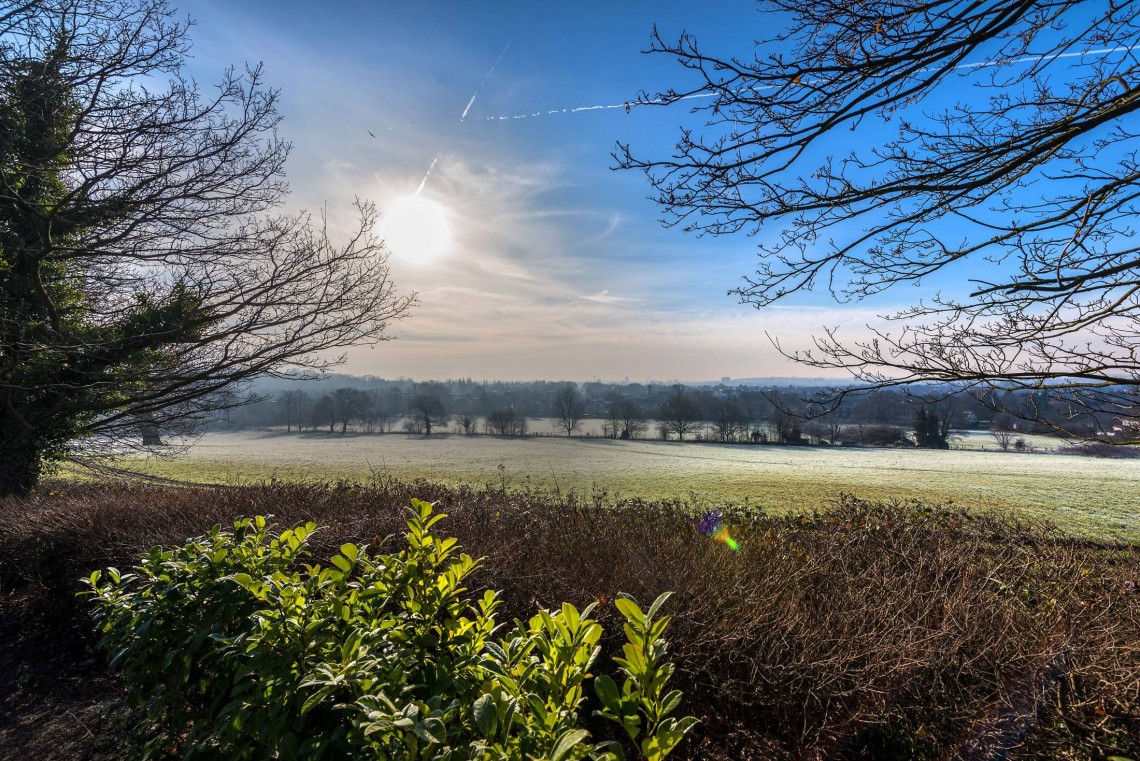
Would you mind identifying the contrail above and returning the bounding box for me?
[480,42,1140,122]
[459,93,479,122]
[481,91,718,121]
[460,42,510,122]
[415,42,511,196]
[413,155,439,196]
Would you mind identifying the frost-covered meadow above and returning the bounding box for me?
[133,430,1139,540]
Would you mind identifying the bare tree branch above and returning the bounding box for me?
[617,0,1140,434]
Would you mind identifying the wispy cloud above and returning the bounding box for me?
[302,147,906,382]
[580,289,631,305]
[576,213,622,247]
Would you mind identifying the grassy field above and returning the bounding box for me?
[122,430,1139,540]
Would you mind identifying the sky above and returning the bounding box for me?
[175,1,920,383]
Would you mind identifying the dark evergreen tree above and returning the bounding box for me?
[913,407,949,449]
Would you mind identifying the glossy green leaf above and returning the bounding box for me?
[595,674,621,712]
[614,596,645,627]
[551,728,590,761]
[473,693,496,738]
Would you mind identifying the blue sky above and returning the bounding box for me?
[178,1,915,382]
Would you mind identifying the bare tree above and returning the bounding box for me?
[658,387,700,441]
[332,388,370,434]
[602,393,623,439]
[823,416,844,446]
[614,397,645,439]
[617,1,1140,435]
[277,390,309,433]
[409,393,448,436]
[710,398,746,442]
[748,422,768,444]
[990,414,1017,452]
[937,397,963,446]
[485,408,527,437]
[454,412,478,435]
[602,415,618,438]
[310,394,336,434]
[0,0,415,495]
[854,391,907,427]
[552,384,587,437]
[771,408,804,445]
[365,390,393,433]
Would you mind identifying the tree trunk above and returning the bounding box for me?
[0,421,44,498]
[137,414,163,447]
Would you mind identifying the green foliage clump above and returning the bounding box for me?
[84,499,696,760]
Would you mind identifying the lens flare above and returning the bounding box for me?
[697,510,740,551]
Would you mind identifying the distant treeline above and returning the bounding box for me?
[209,377,1138,447]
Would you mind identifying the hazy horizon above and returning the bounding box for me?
[256,370,855,388]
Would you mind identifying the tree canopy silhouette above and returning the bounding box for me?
[0,0,415,495]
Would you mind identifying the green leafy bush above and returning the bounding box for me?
[84,499,696,759]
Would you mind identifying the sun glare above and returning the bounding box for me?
[380,195,453,266]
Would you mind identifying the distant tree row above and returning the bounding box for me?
[213,377,1139,447]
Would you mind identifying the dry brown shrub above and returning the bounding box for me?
[1,480,1137,759]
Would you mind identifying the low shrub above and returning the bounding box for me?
[83,499,696,760]
[1058,440,1140,458]
[849,425,912,447]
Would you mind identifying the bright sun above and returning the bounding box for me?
[380,195,453,266]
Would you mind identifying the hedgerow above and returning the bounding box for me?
[3,479,1139,758]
